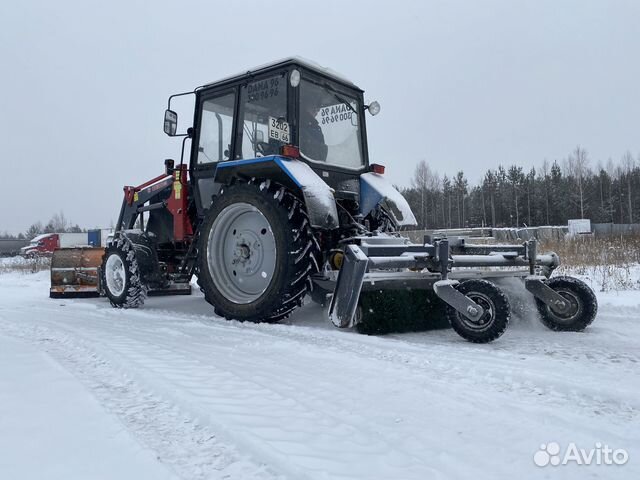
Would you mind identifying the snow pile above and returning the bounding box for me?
[556,262,640,292]
[0,255,50,273]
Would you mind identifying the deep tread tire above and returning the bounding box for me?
[446,279,510,343]
[535,276,598,331]
[101,235,147,308]
[197,181,319,323]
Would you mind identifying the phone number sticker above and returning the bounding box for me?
[320,103,354,125]
[268,117,290,143]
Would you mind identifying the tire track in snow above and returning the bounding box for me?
[2,313,447,480]
[2,296,639,479]
[12,300,640,425]
[0,320,281,480]
[112,305,640,423]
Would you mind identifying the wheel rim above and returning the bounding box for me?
[105,254,126,296]
[207,202,277,304]
[456,292,496,332]
[545,289,581,323]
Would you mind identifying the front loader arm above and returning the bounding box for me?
[115,164,193,242]
[116,174,173,231]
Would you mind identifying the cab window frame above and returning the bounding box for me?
[234,70,291,160]
[192,87,239,169]
[294,70,368,172]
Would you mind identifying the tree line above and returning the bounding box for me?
[2,147,639,238]
[0,212,83,240]
[401,147,640,229]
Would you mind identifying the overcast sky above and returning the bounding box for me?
[1,0,638,234]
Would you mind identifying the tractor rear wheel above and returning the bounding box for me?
[535,276,597,331]
[446,279,510,343]
[101,235,147,308]
[197,181,319,322]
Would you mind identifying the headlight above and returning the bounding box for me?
[367,101,381,116]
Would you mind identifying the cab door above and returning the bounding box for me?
[190,88,238,214]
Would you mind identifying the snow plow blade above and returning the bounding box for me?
[50,247,104,298]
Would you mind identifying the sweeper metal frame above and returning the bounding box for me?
[327,235,596,342]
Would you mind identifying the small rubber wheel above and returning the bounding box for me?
[446,279,510,343]
[101,235,147,308]
[535,276,598,331]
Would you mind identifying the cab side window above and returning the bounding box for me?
[197,92,235,164]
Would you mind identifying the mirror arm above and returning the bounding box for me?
[164,91,196,137]
[167,90,196,111]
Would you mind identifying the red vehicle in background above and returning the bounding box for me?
[20,232,105,257]
[20,234,61,256]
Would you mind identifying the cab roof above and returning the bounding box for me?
[201,57,363,92]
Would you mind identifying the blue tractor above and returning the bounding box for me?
[93,58,597,343]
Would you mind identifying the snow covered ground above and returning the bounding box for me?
[0,268,638,479]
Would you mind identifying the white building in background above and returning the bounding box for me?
[567,219,591,235]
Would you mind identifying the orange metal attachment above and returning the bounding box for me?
[49,247,105,298]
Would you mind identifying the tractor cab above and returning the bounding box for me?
[164,58,381,215]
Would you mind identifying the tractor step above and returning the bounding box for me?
[148,283,192,296]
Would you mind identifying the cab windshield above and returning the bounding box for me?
[299,79,364,169]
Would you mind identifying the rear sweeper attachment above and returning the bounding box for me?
[326,235,597,342]
[50,58,598,343]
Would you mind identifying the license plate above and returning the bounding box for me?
[268,117,290,143]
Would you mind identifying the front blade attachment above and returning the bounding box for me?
[50,247,104,298]
[328,244,369,328]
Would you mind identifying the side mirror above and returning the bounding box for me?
[164,109,178,136]
[255,130,265,143]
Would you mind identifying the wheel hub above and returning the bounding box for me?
[232,243,252,266]
[548,290,580,321]
[207,203,277,304]
[459,293,495,330]
[105,254,126,297]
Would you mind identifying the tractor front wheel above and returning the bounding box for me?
[101,235,147,308]
[197,181,319,322]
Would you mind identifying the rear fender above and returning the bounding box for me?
[359,172,417,227]
[215,156,339,229]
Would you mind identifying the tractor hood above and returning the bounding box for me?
[359,173,417,227]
